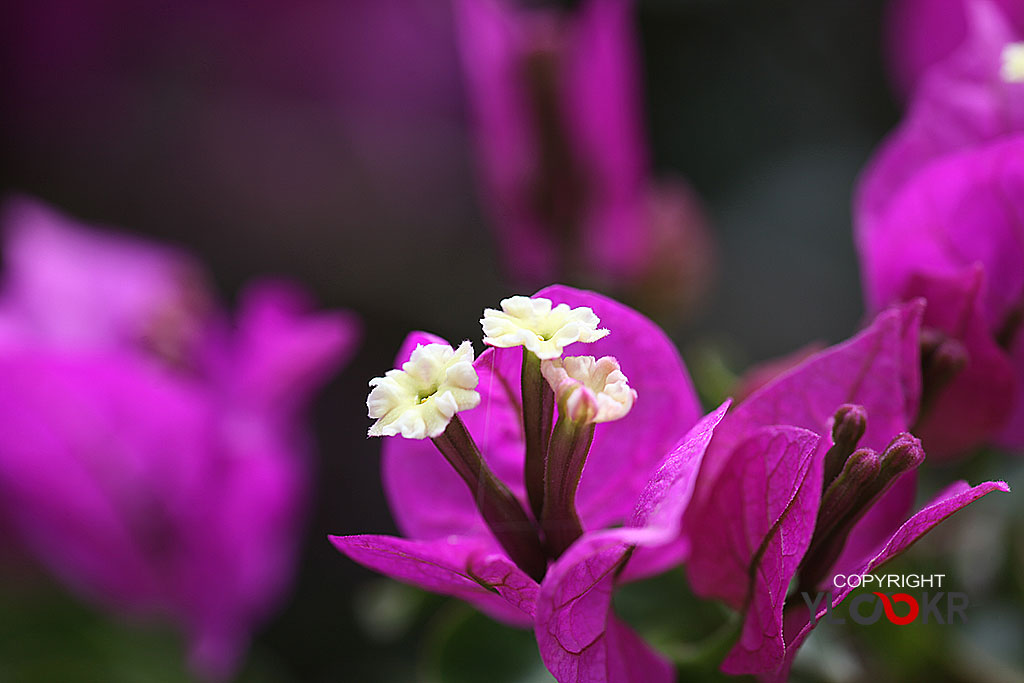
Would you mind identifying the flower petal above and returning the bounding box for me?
[0,350,210,610]
[884,0,1024,96]
[861,0,1024,228]
[535,531,673,683]
[860,136,1024,327]
[453,0,651,284]
[225,279,360,417]
[0,196,207,351]
[330,533,537,626]
[902,267,1015,456]
[769,479,1009,683]
[707,302,923,492]
[621,400,731,581]
[383,285,701,550]
[684,426,821,675]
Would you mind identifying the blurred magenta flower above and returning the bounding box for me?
[332,284,708,681]
[884,0,1024,96]
[859,138,1024,455]
[683,303,1008,680]
[857,0,1024,455]
[0,197,359,679]
[862,0,1024,227]
[454,0,714,314]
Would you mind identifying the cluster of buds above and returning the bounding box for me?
[365,294,636,579]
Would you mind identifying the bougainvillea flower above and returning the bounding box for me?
[884,0,1024,96]
[857,0,1024,454]
[0,197,358,678]
[857,135,1024,455]
[453,0,714,313]
[861,0,1024,227]
[332,284,704,681]
[682,303,1008,680]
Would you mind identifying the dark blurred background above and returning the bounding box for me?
[9,1,1014,682]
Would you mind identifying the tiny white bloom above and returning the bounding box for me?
[480,296,609,360]
[1001,42,1024,82]
[367,341,480,439]
[541,355,636,424]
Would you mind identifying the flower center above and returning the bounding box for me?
[1001,42,1024,82]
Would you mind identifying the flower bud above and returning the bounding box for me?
[878,432,926,481]
[541,355,636,424]
[823,404,868,486]
[817,448,880,540]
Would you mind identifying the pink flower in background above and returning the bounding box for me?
[862,0,1024,227]
[683,303,1008,681]
[884,0,1024,96]
[454,0,714,314]
[332,285,707,681]
[0,197,359,678]
[857,1,1024,456]
[858,138,1024,455]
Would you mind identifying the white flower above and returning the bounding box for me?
[1001,42,1024,82]
[480,296,609,360]
[541,355,636,424]
[367,341,480,439]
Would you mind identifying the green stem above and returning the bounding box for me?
[540,415,595,558]
[667,613,743,675]
[433,416,547,582]
[521,349,554,521]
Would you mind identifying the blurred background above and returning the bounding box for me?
[1,0,1021,681]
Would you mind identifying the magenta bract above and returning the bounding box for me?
[683,303,1008,680]
[858,0,1024,455]
[0,197,358,679]
[453,0,713,307]
[884,0,1024,96]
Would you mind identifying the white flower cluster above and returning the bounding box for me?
[367,295,634,439]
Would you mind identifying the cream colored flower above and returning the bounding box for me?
[541,355,636,424]
[1001,42,1024,82]
[367,341,480,439]
[480,296,609,360]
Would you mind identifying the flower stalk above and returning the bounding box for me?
[432,415,547,581]
[540,410,595,558]
[522,348,555,521]
[916,329,967,428]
